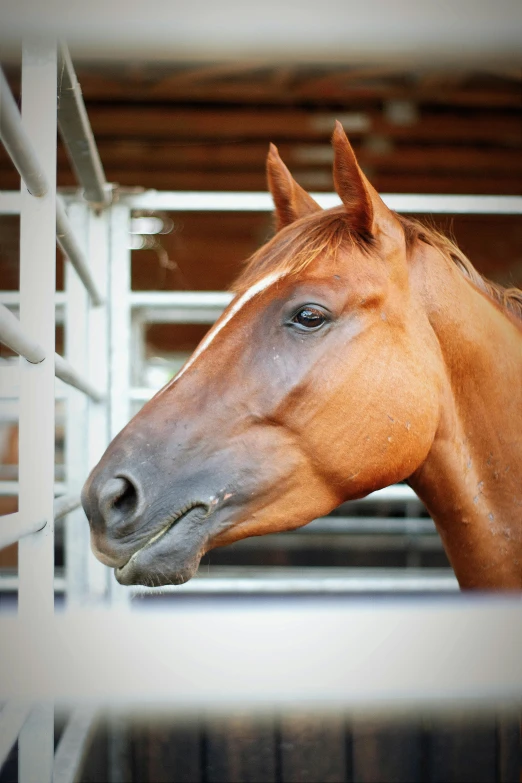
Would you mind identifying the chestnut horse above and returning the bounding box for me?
[82,123,522,590]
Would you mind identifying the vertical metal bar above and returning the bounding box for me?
[85,208,111,599]
[17,38,57,783]
[19,703,54,783]
[64,202,90,604]
[107,204,132,779]
[108,204,131,606]
[130,309,146,389]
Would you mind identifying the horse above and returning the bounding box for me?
[81,122,522,590]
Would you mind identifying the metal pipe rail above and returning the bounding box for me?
[0,702,32,773]
[0,302,46,363]
[56,199,103,306]
[0,303,103,401]
[52,707,98,783]
[0,481,66,497]
[0,291,67,308]
[121,191,522,215]
[0,568,457,595]
[0,496,80,552]
[131,566,458,594]
[0,511,46,551]
[0,66,103,306]
[0,68,47,198]
[54,353,103,403]
[57,43,111,208]
[53,494,81,521]
[306,515,434,534]
[2,598,521,708]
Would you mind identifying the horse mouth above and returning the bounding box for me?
[115,501,208,584]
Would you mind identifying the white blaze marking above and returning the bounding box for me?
[165,271,283,389]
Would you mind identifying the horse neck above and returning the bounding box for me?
[407,244,522,588]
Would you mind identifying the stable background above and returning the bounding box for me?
[0,3,521,782]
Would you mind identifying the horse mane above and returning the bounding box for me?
[399,215,522,323]
[232,208,522,323]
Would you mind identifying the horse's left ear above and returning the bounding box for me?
[332,121,398,239]
[267,143,322,232]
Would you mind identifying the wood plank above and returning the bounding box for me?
[132,717,202,783]
[497,713,521,783]
[14,141,519,174]
[351,720,423,783]
[83,107,522,145]
[3,165,521,195]
[78,719,109,783]
[63,169,522,195]
[279,712,347,783]
[204,713,277,783]
[428,715,497,783]
[54,71,522,109]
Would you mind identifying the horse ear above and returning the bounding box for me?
[332,120,393,238]
[267,143,322,231]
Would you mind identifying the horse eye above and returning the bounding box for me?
[292,307,326,329]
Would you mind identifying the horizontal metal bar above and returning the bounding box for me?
[0,351,103,401]
[132,566,457,594]
[56,199,103,306]
[121,191,522,215]
[0,302,46,363]
[4,597,522,710]
[54,353,103,402]
[0,466,65,482]
[0,68,47,197]
[0,701,31,772]
[0,481,67,496]
[0,191,22,215]
[0,574,66,593]
[57,43,111,208]
[347,484,418,504]
[130,291,233,309]
[130,291,232,325]
[0,568,454,595]
[0,291,67,308]
[230,532,443,552]
[53,494,81,521]
[52,706,98,783]
[307,516,435,534]
[0,512,46,551]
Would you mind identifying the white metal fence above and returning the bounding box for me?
[1,38,521,783]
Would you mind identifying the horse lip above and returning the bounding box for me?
[115,501,208,578]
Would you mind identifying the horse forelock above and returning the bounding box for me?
[232,207,374,296]
[233,207,522,325]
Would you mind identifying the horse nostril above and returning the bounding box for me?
[113,478,137,514]
[99,476,140,529]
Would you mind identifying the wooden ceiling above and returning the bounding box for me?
[0,61,521,357]
[1,62,521,194]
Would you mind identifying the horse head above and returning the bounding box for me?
[81,123,444,587]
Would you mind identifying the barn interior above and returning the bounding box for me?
[0,4,521,782]
[1,57,521,577]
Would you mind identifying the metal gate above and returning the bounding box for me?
[1,38,521,783]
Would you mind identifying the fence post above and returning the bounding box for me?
[64,202,91,603]
[17,37,57,783]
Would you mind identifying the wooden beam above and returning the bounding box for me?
[24,140,520,174]
[66,71,522,109]
[83,106,522,145]
[49,168,522,195]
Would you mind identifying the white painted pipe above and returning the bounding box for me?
[0,67,47,198]
[0,512,46,551]
[0,302,46,363]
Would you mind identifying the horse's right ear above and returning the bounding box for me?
[332,121,399,241]
[267,144,322,232]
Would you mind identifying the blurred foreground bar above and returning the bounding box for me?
[0,596,520,710]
